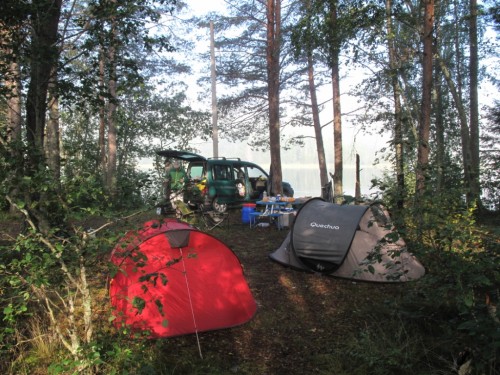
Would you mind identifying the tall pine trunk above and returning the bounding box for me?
[330,5,343,202]
[416,0,434,196]
[468,0,481,208]
[332,59,343,201]
[266,0,283,195]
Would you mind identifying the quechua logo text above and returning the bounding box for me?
[310,222,340,230]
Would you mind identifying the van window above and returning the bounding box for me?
[246,165,267,179]
[213,164,232,180]
[188,163,204,180]
[234,167,245,180]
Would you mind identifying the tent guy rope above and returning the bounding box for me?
[180,247,204,359]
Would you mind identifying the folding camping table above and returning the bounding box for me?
[249,200,287,230]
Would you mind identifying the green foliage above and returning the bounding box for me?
[399,200,499,373]
[370,169,499,372]
[63,172,109,212]
[116,167,155,209]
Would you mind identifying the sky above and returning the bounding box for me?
[187,0,227,16]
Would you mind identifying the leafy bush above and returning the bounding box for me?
[400,201,499,373]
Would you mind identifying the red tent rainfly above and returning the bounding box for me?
[109,219,257,338]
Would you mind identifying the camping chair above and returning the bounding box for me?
[200,208,229,231]
[173,200,198,225]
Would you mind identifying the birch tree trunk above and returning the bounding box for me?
[332,60,343,201]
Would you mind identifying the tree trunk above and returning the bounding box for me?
[332,59,343,201]
[99,46,107,179]
[468,0,481,207]
[210,21,219,158]
[355,154,361,201]
[25,0,62,168]
[6,61,22,145]
[437,54,473,199]
[330,4,343,202]
[106,19,118,198]
[307,52,329,190]
[434,67,445,192]
[46,69,61,184]
[266,0,283,195]
[24,0,62,234]
[2,30,23,214]
[386,0,405,209]
[107,64,117,198]
[302,0,328,191]
[416,0,434,196]
[433,0,444,192]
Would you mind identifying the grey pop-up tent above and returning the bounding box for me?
[269,198,425,282]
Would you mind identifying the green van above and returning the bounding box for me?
[157,150,294,212]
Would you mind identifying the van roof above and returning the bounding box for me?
[156,150,264,170]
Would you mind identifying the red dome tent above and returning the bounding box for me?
[109,219,257,338]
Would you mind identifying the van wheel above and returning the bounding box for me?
[212,197,227,213]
